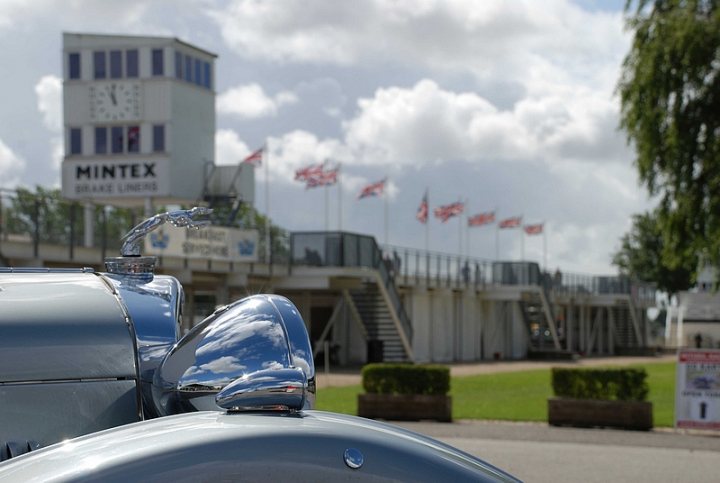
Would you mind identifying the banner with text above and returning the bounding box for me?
[675,349,720,430]
[62,158,171,199]
[144,226,259,262]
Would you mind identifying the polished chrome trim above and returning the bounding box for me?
[215,367,307,411]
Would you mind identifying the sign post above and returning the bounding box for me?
[675,349,720,431]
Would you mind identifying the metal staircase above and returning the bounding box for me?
[349,282,410,362]
[613,299,641,349]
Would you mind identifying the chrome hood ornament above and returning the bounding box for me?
[105,207,213,276]
[151,294,315,415]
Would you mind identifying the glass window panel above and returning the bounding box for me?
[93,51,106,79]
[70,128,82,155]
[203,61,211,89]
[194,59,202,86]
[175,51,182,79]
[127,126,140,153]
[95,127,107,154]
[111,126,124,153]
[153,124,165,152]
[152,49,164,76]
[110,50,122,79]
[184,55,192,82]
[126,49,138,78]
[68,53,80,80]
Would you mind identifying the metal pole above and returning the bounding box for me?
[264,144,270,264]
[324,184,329,231]
[338,163,342,231]
[543,223,547,272]
[384,188,388,246]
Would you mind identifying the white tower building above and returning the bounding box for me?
[61,32,217,206]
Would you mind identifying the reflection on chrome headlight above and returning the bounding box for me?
[152,295,315,415]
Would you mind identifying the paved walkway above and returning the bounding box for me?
[315,354,677,388]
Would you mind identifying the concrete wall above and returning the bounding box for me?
[407,288,529,363]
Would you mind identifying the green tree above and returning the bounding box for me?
[618,0,720,273]
[612,209,695,294]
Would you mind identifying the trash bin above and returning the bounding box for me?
[367,340,384,363]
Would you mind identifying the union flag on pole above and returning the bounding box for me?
[306,168,338,188]
[242,146,264,166]
[524,223,544,235]
[295,163,325,182]
[434,201,464,223]
[468,211,495,227]
[358,178,385,199]
[498,216,522,229]
[416,190,428,224]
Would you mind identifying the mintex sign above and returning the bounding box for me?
[62,158,170,198]
[675,349,720,430]
[144,226,258,262]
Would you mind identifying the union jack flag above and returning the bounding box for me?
[295,163,325,182]
[434,201,464,223]
[468,211,495,227]
[358,178,385,199]
[524,223,544,235]
[306,169,338,188]
[416,190,428,224]
[498,216,522,229]
[242,146,264,166]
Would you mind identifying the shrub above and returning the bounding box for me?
[551,367,648,402]
[362,363,450,396]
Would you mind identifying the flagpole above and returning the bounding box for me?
[384,180,389,246]
[424,189,429,253]
[543,222,547,272]
[458,202,462,257]
[521,227,525,261]
[338,163,342,231]
[324,184,329,231]
[495,224,499,261]
[264,143,270,264]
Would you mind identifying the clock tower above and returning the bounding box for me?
[61,32,217,206]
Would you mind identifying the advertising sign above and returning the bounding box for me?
[62,158,170,199]
[675,349,720,430]
[144,226,258,262]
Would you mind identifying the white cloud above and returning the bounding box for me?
[217,83,298,118]
[208,1,627,90]
[342,79,629,168]
[35,75,62,132]
[0,139,25,188]
[215,129,252,165]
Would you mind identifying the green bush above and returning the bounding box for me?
[362,363,450,395]
[551,367,648,402]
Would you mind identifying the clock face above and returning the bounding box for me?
[90,82,141,121]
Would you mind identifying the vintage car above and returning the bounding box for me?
[0,209,519,482]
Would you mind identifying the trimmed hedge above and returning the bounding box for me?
[551,367,648,402]
[362,363,450,396]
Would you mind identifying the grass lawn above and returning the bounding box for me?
[315,361,677,427]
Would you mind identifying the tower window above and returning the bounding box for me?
[69,128,82,155]
[110,50,122,79]
[127,126,140,153]
[153,125,165,152]
[111,126,124,154]
[95,127,108,154]
[175,51,182,79]
[93,51,106,79]
[68,53,80,80]
[126,49,138,78]
[152,49,164,76]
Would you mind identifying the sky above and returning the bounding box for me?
[0,0,651,274]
